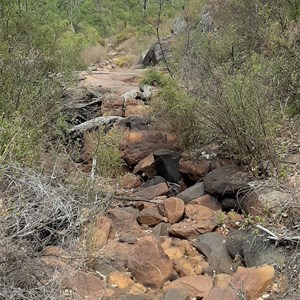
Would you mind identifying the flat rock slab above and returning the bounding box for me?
[203,165,253,196]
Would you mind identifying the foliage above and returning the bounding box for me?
[165,0,300,173]
[140,68,171,87]
[86,127,123,178]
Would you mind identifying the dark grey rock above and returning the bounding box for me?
[203,166,253,196]
[152,223,170,237]
[194,232,233,274]
[154,149,181,183]
[226,229,285,267]
[142,176,166,188]
[221,197,240,211]
[176,182,205,204]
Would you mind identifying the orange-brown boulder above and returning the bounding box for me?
[128,236,174,288]
[158,197,185,224]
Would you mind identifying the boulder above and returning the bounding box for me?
[93,240,133,275]
[221,197,240,211]
[107,207,144,238]
[137,206,165,226]
[176,182,205,204]
[190,195,221,211]
[169,219,216,240]
[133,153,156,178]
[154,149,181,182]
[164,247,185,260]
[128,236,174,288]
[152,223,171,237]
[134,182,169,199]
[232,265,275,298]
[119,173,142,189]
[185,203,216,223]
[179,151,211,181]
[141,35,175,67]
[173,256,205,277]
[203,166,253,196]
[158,197,185,224]
[240,183,292,216]
[87,215,112,250]
[171,17,188,35]
[194,233,233,274]
[163,275,213,298]
[61,270,112,299]
[214,274,233,289]
[226,230,285,267]
[108,271,134,289]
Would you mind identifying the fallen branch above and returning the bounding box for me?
[69,116,123,133]
[113,195,161,204]
[256,224,300,243]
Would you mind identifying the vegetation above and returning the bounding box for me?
[152,0,300,174]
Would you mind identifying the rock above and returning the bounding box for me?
[137,206,164,226]
[119,233,137,244]
[203,166,253,196]
[134,182,170,199]
[164,247,185,260]
[176,182,205,204]
[173,256,204,276]
[171,17,188,35]
[158,197,185,224]
[141,35,175,67]
[154,149,181,182]
[142,175,167,187]
[101,94,124,116]
[133,153,156,178]
[173,239,197,257]
[200,3,215,33]
[194,233,233,274]
[214,274,232,289]
[128,236,174,288]
[108,271,134,289]
[118,116,151,131]
[190,195,221,211]
[185,203,216,223]
[169,220,216,239]
[226,230,285,267]
[62,270,112,299]
[179,151,211,181]
[129,283,147,294]
[93,240,133,275]
[240,183,292,216]
[87,215,112,250]
[163,275,213,298]
[152,223,171,237]
[120,130,172,166]
[203,287,239,300]
[232,266,275,298]
[163,287,189,300]
[120,173,142,189]
[107,207,144,239]
[221,197,240,211]
[138,84,152,102]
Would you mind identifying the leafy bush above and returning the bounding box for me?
[140,68,171,87]
[162,0,300,173]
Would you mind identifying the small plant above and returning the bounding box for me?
[140,68,171,87]
[241,214,266,229]
[215,210,227,227]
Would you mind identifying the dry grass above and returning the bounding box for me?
[81,44,108,65]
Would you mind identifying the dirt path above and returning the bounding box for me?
[79,68,145,96]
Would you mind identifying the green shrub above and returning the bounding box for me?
[140,68,171,87]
